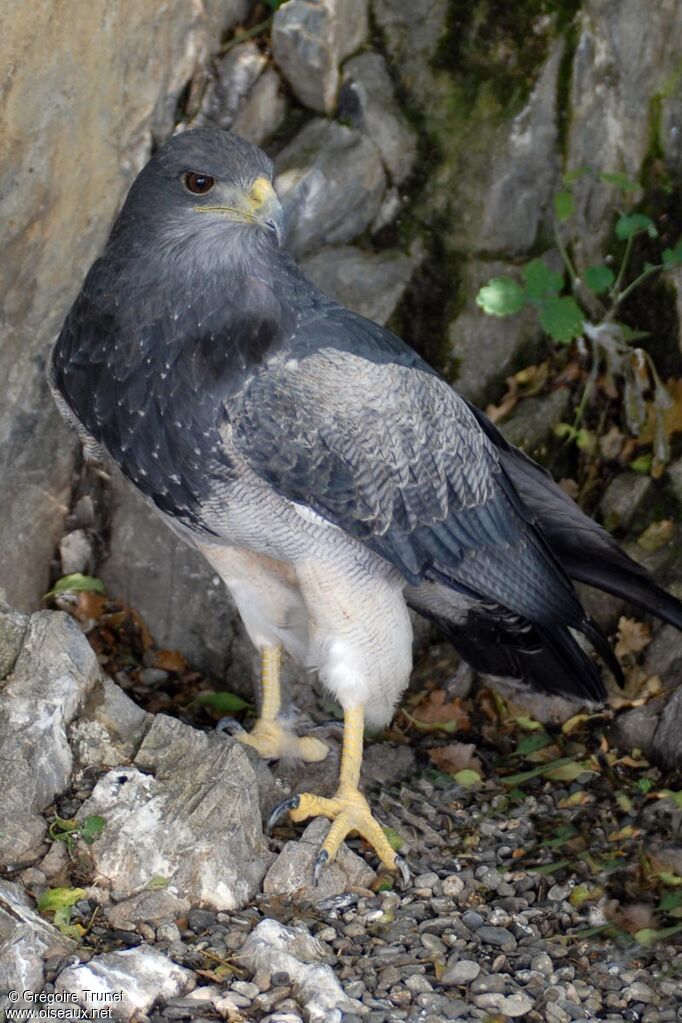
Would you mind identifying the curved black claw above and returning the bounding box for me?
[215,717,245,736]
[266,795,300,834]
[395,855,411,888]
[312,849,329,887]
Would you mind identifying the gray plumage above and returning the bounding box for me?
[51,128,682,726]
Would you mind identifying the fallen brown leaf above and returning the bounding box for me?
[428,742,482,775]
[408,689,471,732]
[637,519,675,553]
[615,617,652,661]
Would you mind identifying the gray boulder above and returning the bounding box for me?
[301,245,419,325]
[56,945,194,1020]
[0,611,100,867]
[341,52,417,184]
[446,260,543,406]
[98,468,244,681]
[272,0,368,114]
[372,0,449,109]
[202,41,268,128]
[232,66,287,146]
[76,714,272,909]
[264,817,375,903]
[0,880,75,1011]
[198,43,286,146]
[241,917,359,1021]
[567,0,682,265]
[275,119,386,256]
[599,472,654,533]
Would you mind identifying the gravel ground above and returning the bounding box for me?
[37,719,682,1023]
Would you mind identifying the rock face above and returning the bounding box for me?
[447,261,543,405]
[77,715,272,910]
[0,0,252,612]
[341,52,418,185]
[0,611,101,866]
[567,0,682,265]
[263,818,375,902]
[0,881,75,1010]
[301,245,420,325]
[56,945,194,1020]
[272,0,368,114]
[275,119,386,256]
[241,918,358,1022]
[98,471,243,681]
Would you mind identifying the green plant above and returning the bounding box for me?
[476,169,682,473]
[48,814,105,850]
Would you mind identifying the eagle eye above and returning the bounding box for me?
[184,171,215,195]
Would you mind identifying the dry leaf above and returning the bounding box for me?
[429,742,483,775]
[558,477,579,499]
[637,519,675,553]
[640,377,682,445]
[409,689,471,732]
[605,900,659,934]
[153,648,189,672]
[599,425,625,461]
[615,617,652,661]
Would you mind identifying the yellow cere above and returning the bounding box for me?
[249,176,274,209]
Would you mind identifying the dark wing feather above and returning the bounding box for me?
[52,255,288,526]
[465,401,682,629]
[230,308,585,628]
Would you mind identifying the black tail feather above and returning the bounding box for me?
[422,607,608,703]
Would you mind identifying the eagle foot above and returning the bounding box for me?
[222,717,329,763]
[268,784,407,882]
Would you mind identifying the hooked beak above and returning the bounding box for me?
[195,176,284,245]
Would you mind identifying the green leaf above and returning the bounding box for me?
[513,714,543,732]
[662,238,682,267]
[38,887,86,914]
[583,264,615,293]
[476,277,525,317]
[146,875,170,889]
[539,296,584,343]
[502,756,573,785]
[660,890,682,911]
[616,322,651,342]
[564,167,589,184]
[634,923,682,946]
[529,859,570,875]
[522,259,564,301]
[80,815,105,845]
[629,454,653,474]
[46,574,105,598]
[554,190,575,221]
[196,691,250,712]
[546,760,595,782]
[615,213,658,240]
[453,769,482,788]
[383,826,405,851]
[515,732,553,757]
[637,777,655,793]
[600,171,639,191]
[660,789,682,809]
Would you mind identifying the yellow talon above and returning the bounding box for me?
[268,704,407,881]
[227,645,329,763]
[235,720,329,762]
[287,786,399,872]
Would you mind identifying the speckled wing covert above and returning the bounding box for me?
[228,305,584,629]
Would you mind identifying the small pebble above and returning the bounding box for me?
[440,958,480,985]
[442,875,464,897]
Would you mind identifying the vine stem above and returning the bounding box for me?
[219,16,274,54]
[610,263,662,315]
[553,224,579,287]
